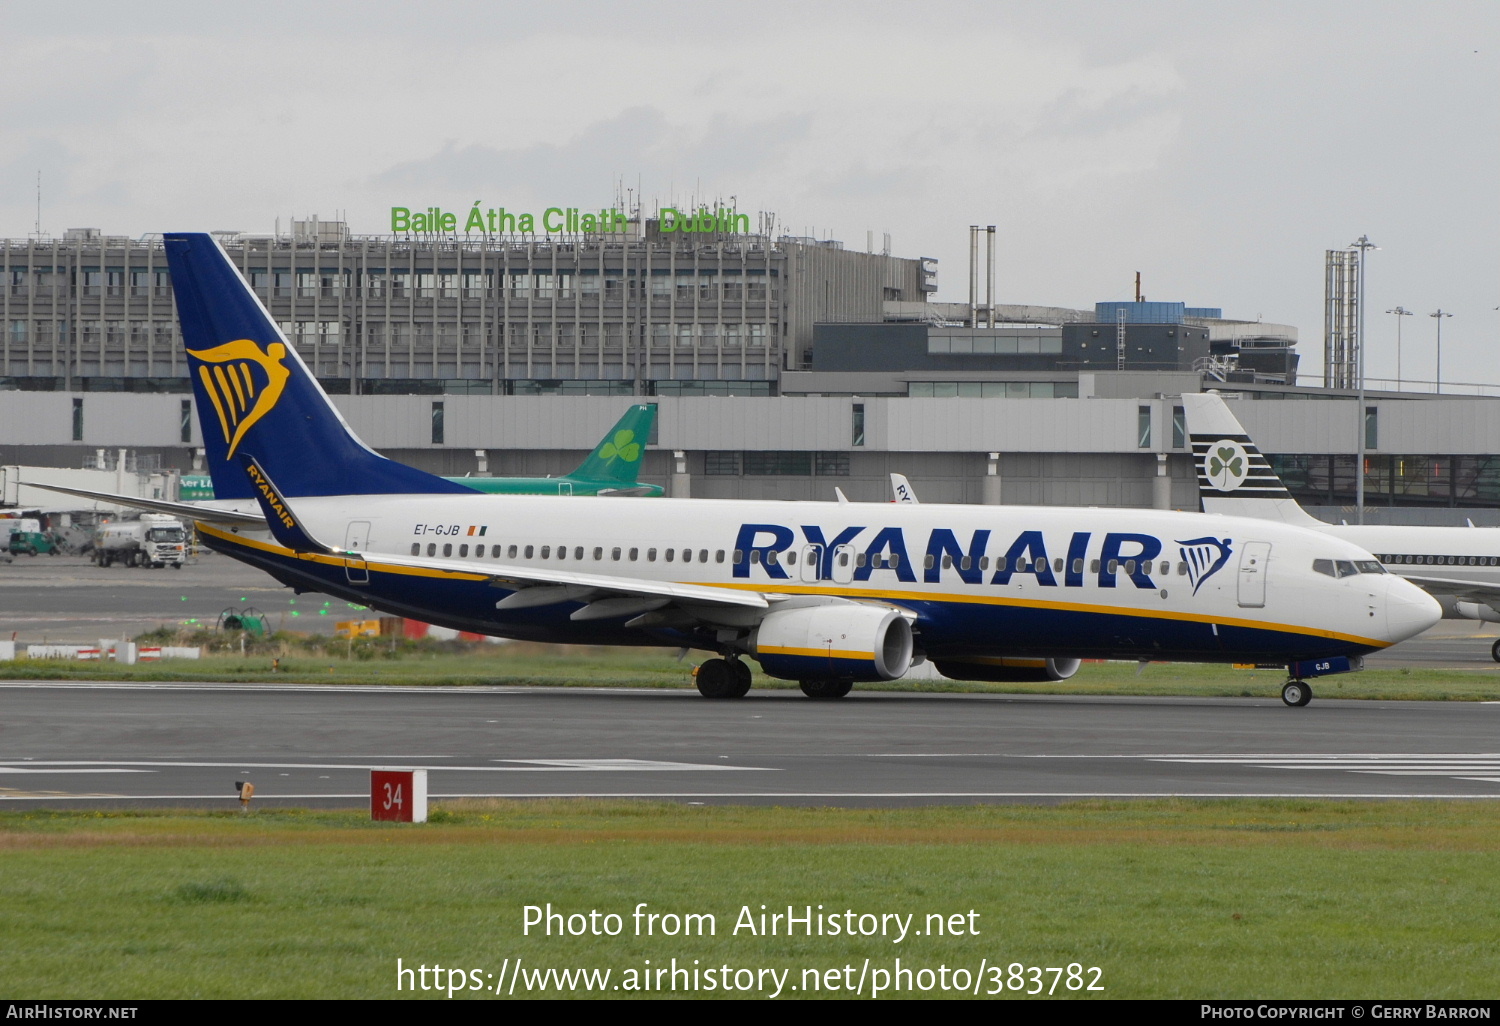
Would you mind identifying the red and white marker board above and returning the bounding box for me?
[370,768,428,823]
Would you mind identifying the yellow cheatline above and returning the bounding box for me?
[758,645,872,661]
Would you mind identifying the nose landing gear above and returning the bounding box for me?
[1280,679,1313,707]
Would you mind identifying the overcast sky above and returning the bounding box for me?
[2,1,1495,388]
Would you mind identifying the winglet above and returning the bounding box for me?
[241,456,333,553]
[890,473,920,504]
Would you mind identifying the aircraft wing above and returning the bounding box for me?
[355,548,770,612]
[17,481,266,526]
[236,455,768,614]
[1398,573,1500,611]
[595,485,660,497]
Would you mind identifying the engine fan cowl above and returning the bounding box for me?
[751,604,913,682]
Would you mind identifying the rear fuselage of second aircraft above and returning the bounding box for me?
[195,494,1439,664]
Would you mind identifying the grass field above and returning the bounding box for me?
[3,800,1498,999]
[7,641,1500,701]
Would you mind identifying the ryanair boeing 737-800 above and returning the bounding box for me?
[36,235,1441,707]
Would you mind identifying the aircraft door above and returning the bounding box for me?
[345,521,371,585]
[831,544,856,585]
[558,482,573,496]
[800,544,824,583]
[1237,541,1270,608]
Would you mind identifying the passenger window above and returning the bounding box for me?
[509,545,519,559]
[716,550,725,563]
[1034,557,1046,572]
[665,549,675,562]
[891,554,901,568]
[611,547,621,560]
[410,543,419,556]
[427,543,436,557]
[475,545,485,557]
[750,550,761,563]
[699,549,708,563]
[1107,559,1119,574]
[856,553,867,567]
[980,557,989,570]
[767,550,779,566]
[939,555,950,569]
[1054,558,1064,573]
[459,544,468,557]
[557,546,566,560]
[593,547,603,560]
[648,548,658,561]
[528,545,538,558]
[1090,559,1100,573]
[960,556,972,571]
[443,543,452,557]
[733,549,743,563]
[1073,559,1084,575]
[629,548,639,561]
[783,551,792,565]
[575,546,584,560]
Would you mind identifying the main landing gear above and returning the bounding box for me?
[694,657,752,699]
[1490,638,1500,663]
[799,679,853,700]
[1280,679,1313,707]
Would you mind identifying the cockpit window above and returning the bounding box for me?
[1315,558,1386,578]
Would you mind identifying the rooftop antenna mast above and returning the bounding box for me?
[34,171,42,238]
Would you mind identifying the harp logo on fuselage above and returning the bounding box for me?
[187,339,292,457]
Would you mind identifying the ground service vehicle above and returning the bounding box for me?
[95,515,188,568]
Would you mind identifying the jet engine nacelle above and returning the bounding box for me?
[751,604,913,682]
[1454,601,1500,624]
[932,657,1082,683]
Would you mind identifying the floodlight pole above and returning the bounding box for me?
[1386,306,1412,390]
[1430,309,1452,394]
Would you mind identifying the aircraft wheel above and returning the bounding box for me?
[1281,680,1312,707]
[728,659,752,698]
[1491,638,1500,663]
[800,679,854,699]
[694,658,737,699]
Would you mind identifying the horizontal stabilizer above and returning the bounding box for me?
[17,481,265,526]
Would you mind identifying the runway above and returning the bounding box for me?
[2,682,1498,808]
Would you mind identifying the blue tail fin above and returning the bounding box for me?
[164,232,475,500]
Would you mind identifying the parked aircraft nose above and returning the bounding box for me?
[1383,576,1442,644]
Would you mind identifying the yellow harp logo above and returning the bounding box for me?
[187,339,292,458]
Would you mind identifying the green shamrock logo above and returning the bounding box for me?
[599,429,641,465]
[1206,440,1249,491]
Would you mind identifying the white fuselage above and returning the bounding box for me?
[197,493,1439,663]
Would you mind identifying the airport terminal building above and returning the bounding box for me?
[3,221,1499,519]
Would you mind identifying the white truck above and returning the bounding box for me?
[95,514,189,569]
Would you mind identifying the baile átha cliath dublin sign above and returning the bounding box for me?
[390,204,750,235]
